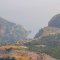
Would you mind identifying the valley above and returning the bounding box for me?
[0,14,60,60]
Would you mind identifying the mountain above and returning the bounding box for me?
[34,14,60,46]
[25,14,60,60]
[0,17,28,43]
[48,14,60,28]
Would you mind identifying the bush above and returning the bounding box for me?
[0,57,16,60]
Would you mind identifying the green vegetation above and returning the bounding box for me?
[26,38,60,59]
[41,46,60,59]
[41,35,60,46]
[5,48,13,52]
[0,57,16,60]
[27,44,60,60]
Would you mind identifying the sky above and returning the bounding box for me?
[0,0,60,38]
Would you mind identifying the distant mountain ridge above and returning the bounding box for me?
[0,17,28,43]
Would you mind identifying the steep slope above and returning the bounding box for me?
[0,17,28,43]
[35,26,60,39]
[25,14,60,60]
[34,14,60,46]
[35,14,60,39]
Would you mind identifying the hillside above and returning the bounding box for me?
[27,14,60,60]
[0,42,57,60]
[35,14,60,38]
[35,26,60,38]
[34,14,60,46]
[0,17,28,43]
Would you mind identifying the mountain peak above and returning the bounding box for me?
[48,14,60,28]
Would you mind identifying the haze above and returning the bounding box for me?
[0,0,60,38]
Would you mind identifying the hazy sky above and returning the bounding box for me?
[0,0,60,38]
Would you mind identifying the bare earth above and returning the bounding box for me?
[26,51,57,60]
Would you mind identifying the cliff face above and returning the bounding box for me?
[0,17,28,43]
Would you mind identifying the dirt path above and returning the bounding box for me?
[26,51,57,60]
[44,54,57,60]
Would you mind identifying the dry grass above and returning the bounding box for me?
[0,44,31,60]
